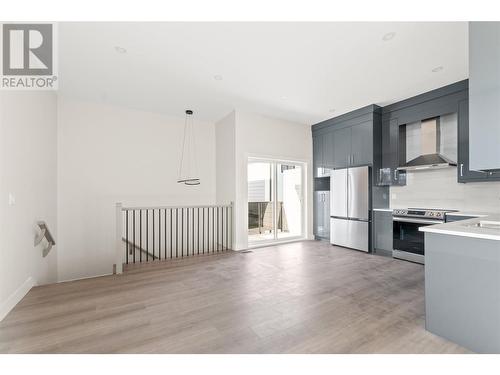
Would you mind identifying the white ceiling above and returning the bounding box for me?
[58,22,468,124]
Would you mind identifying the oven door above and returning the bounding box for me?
[392,217,440,256]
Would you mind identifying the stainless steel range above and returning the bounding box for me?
[392,208,457,264]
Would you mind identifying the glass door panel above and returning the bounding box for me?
[248,161,275,242]
[276,163,303,239]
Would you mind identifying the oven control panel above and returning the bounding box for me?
[392,209,449,220]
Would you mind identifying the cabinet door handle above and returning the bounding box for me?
[460,163,464,177]
[394,169,398,181]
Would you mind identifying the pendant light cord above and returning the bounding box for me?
[178,111,189,180]
[190,114,199,179]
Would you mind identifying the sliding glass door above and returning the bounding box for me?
[247,158,304,244]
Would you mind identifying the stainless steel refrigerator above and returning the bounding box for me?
[330,166,370,252]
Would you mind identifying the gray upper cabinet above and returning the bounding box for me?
[313,135,323,177]
[458,99,489,182]
[351,121,373,167]
[469,22,500,171]
[332,127,351,168]
[331,121,373,169]
[380,117,405,185]
[313,131,334,177]
[313,105,381,171]
[323,130,336,169]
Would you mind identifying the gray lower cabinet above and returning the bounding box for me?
[314,191,330,240]
[373,210,392,254]
[425,232,500,353]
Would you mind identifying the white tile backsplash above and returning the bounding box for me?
[390,167,500,212]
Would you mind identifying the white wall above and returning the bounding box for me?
[0,92,58,320]
[391,168,500,212]
[233,110,312,249]
[215,111,236,206]
[57,97,216,281]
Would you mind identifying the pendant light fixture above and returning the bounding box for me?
[177,109,200,186]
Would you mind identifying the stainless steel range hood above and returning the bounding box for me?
[397,116,457,171]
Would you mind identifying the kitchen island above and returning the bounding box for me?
[420,214,500,353]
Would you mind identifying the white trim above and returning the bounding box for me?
[0,277,36,322]
[57,272,113,284]
[247,238,308,250]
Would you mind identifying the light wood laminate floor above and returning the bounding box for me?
[0,241,468,353]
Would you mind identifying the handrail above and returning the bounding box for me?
[122,203,233,211]
[122,237,158,259]
[34,221,56,257]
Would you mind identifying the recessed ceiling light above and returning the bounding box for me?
[214,75,223,81]
[432,66,444,73]
[382,32,396,41]
[114,46,127,54]
[281,96,287,100]
[329,109,336,113]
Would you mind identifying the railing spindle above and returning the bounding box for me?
[217,206,219,252]
[176,208,179,258]
[197,207,200,255]
[133,210,136,264]
[139,210,142,263]
[191,208,194,255]
[146,210,149,262]
[212,207,215,253]
[164,209,167,259]
[170,209,173,259]
[203,207,205,254]
[125,210,129,264]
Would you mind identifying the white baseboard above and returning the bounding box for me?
[57,272,113,284]
[248,237,307,250]
[0,277,36,322]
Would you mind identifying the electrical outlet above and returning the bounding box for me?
[8,193,16,206]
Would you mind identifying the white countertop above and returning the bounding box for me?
[420,213,500,241]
